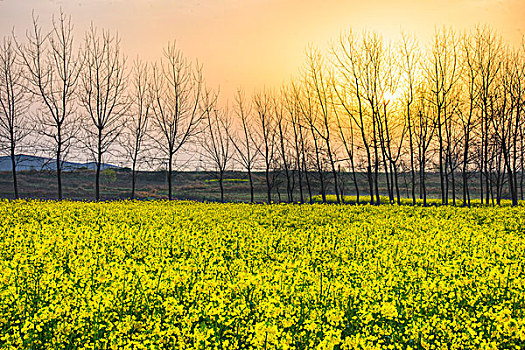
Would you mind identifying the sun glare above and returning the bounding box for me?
[382,90,402,103]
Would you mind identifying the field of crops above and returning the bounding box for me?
[0,200,524,349]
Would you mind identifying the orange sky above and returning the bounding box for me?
[1,0,524,101]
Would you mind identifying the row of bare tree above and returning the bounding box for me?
[0,13,212,201]
[208,27,525,207]
[1,13,524,205]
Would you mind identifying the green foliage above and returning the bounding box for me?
[101,168,117,184]
[204,178,249,183]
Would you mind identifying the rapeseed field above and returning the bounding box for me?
[0,200,524,349]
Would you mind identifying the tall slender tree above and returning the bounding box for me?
[201,99,234,202]
[123,59,151,200]
[426,28,460,205]
[305,47,340,203]
[17,12,80,200]
[0,35,29,199]
[228,89,259,203]
[399,32,420,205]
[78,25,128,201]
[253,90,277,204]
[151,42,207,200]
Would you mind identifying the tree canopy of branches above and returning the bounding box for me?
[17,12,80,200]
[0,35,29,198]
[3,11,525,206]
[78,26,128,201]
[122,59,151,200]
[200,98,234,202]
[151,42,207,200]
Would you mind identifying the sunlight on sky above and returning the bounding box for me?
[1,0,524,101]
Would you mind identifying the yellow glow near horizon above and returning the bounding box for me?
[0,0,524,102]
[383,91,400,104]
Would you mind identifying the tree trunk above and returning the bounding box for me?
[372,117,381,205]
[95,161,101,201]
[131,171,136,200]
[439,139,445,204]
[480,156,484,205]
[247,167,254,203]
[366,165,374,205]
[382,153,391,203]
[131,160,137,200]
[437,110,445,205]
[297,162,304,204]
[421,156,427,207]
[462,129,470,207]
[96,128,102,201]
[168,153,173,200]
[502,140,518,206]
[312,136,326,203]
[350,158,359,205]
[279,124,293,203]
[484,122,490,205]
[326,145,340,203]
[388,162,394,203]
[444,152,450,205]
[360,118,373,204]
[393,163,401,205]
[219,171,225,203]
[10,146,18,199]
[519,125,525,200]
[520,126,525,200]
[450,157,456,206]
[303,158,313,204]
[407,109,416,205]
[57,126,63,200]
[265,167,271,204]
[374,159,380,205]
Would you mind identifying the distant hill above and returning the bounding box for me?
[0,154,120,172]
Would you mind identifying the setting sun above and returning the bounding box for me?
[383,90,401,104]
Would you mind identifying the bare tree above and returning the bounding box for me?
[458,31,480,207]
[370,34,402,205]
[17,12,80,200]
[464,26,504,205]
[150,42,207,200]
[399,32,420,205]
[332,97,361,204]
[290,82,315,203]
[305,47,340,203]
[228,89,259,203]
[0,34,30,199]
[78,25,128,201]
[496,44,522,206]
[414,83,437,206]
[283,86,307,203]
[378,73,406,205]
[201,100,234,202]
[426,27,461,205]
[123,59,151,199]
[253,90,276,203]
[295,77,328,203]
[332,31,378,204]
[274,91,295,202]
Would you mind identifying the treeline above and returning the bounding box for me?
[1,13,524,206]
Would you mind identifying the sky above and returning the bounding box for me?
[0,0,524,101]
